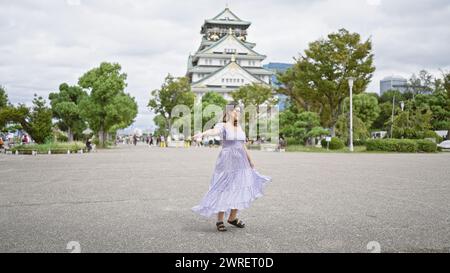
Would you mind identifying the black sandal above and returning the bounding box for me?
[227,218,245,228]
[216,221,227,232]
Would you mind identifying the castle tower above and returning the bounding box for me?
[186,7,274,101]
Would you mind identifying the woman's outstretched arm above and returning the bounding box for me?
[193,126,221,139]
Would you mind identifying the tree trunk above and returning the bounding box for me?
[330,125,336,137]
[166,116,172,138]
[98,125,106,147]
[68,127,73,142]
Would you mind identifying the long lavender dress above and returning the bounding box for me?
[191,122,272,218]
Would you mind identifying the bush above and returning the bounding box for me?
[321,137,344,150]
[11,142,85,154]
[416,139,437,152]
[353,139,367,146]
[366,139,436,153]
[286,137,302,146]
[366,139,395,151]
[396,139,418,152]
[423,130,443,143]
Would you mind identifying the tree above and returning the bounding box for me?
[280,106,328,145]
[105,93,138,134]
[78,62,138,147]
[336,113,369,143]
[391,106,432,139]
[231,83,275,108]
[152,114,167,137]
[49,83,88,141]
[27,94,53,144]
[343,93,380,129]
[407,70,434,95]
[379,89,407,104]
[201,91,227,129]
[231,83,276,138]
[202,91,228,110]
[0,86,8,109]
[372,90,407,131]
[278,29,375,136]
[0,86,11,132]
[148,75,195,137]
[0,88,52,143]
[0,104,28,134]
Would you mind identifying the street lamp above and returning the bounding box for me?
[390,95,396,138]
[348,77,355,152]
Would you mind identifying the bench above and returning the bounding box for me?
[260,143,278,152]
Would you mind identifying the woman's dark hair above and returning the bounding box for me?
[222,101,240,127]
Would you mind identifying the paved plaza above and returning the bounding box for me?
[0,144,449,253]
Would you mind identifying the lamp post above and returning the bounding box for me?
[348,77,355,152]
[391,95,395,138]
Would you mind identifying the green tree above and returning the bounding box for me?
[0,89,52,143]
[378,89,407,104]
[0,86,11,132]
[343,93,380,129]
[78,62,138,147]
[391,106,432,139]
[148,75,195,137]
[49,83,88,141]
[372,90,407,131]
[231,83,275,108]
[153,114,167,137]
[105,93,138,134]
[201,91,227,129]
[0,86,8,109]
[231,83,276,139]
[280,106,328,145]
[336,113,369,143]
[27,94,53,144]
[407,70,434,95]
[278,29,376,136]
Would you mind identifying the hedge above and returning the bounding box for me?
[11,142,85,154]
[416,139,438,152]
[321,137,345,150]
[366,139,437,153]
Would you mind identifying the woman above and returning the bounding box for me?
[192,102,272,232]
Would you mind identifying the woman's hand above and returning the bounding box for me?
[193,132,203,140]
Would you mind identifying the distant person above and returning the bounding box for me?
[133,134,138,146]
[160,135,166,147]
[149,135,154,146]
[279,134,286,151]
[22,135,29,144]
[0,137,4,149]
[86,138,92,152]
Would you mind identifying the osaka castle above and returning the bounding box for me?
[186,7,274,101]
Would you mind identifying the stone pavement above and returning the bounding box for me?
[0,144,449,253]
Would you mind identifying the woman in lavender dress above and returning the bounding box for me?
[192,102,272,232]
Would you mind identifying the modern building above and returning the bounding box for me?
[186,7,274,101]
[263,62,293,111]
[380,76,408,95]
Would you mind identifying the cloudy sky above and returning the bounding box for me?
[1,0,449,131]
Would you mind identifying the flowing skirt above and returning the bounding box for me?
[191,141,272,218]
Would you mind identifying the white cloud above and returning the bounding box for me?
[1,0,449,130]
[66,0,81,6]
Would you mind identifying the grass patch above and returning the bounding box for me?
[286,145,367,153]
[11,142,86,154]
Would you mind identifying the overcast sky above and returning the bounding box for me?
[1,0,449,131]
